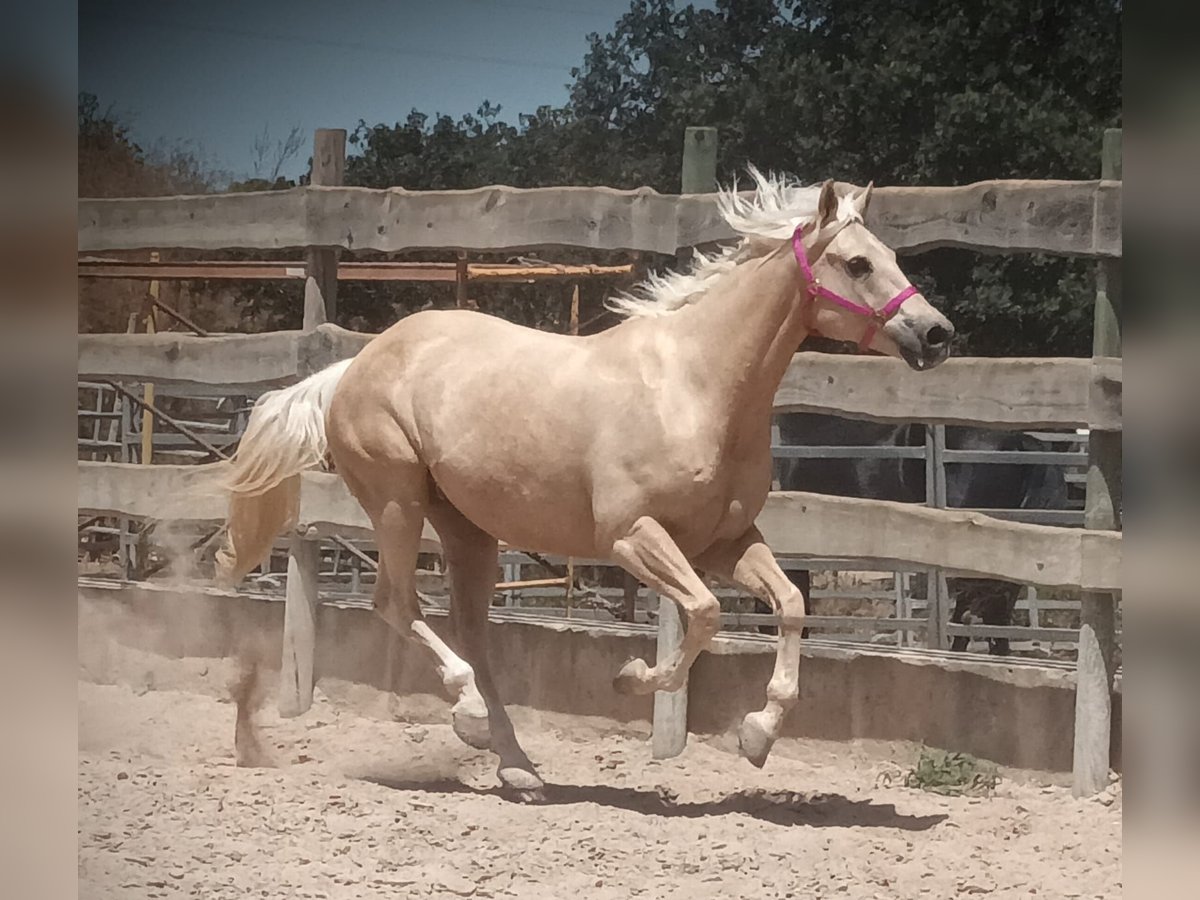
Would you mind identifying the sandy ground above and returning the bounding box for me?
[78,670,1121,900]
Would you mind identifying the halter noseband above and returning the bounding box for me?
[791,222,918,352]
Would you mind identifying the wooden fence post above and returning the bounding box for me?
[288,128,342,704]
[279,534,320,717]
[681,126,718,195]
[455,250,469,309]
[303,128,346,330]
[651,125,717,759]
[651,592,688,759]
[1073,128,1122,797]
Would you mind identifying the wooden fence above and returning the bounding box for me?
[76,128,1122,793]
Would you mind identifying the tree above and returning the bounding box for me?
[252,124,304,184]
[337,0,1120,353]
[78,92,227,198]
[559,0,1122,354]
[78,93,233,332]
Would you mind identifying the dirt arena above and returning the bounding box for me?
[79,661,1122,900]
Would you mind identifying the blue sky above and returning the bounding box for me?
[79,0,649,182]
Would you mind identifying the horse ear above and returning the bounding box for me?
[817,179,838,226]
[854,181,874,216]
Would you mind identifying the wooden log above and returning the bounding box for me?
[79,179,1122,257]
[755,492,1121,592]
[77,461,1122,590]
[303,129,346,329]
[774,355,1122,430]
[866,179,1122,257]
[1074,128,1122,798]
[77,329,1121,430]
[651,592,688,759]
[77,324,373,391]
[152,298,209,336]
[278,536,320,717]
[77,461,229,522]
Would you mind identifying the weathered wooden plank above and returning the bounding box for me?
[79,179,1121,257]
[76,462,441,548]
[78,330,307,390]
[775,355,1122,430]
[77,460,229,522]
[78,462,1121,590]
[755,492,1121,592]
[77,327,1122,430]
[80,189,310,251]
[76,324,372,390]
[866,180,1122,257]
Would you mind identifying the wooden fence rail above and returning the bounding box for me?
[77,461,1120,592]
[77,325,1122,430]
[79,179,1121,257]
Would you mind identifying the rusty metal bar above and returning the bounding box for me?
[78,259,631,283]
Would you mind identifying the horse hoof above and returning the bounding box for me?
[509,787,546,804]
[499,767,545,803]
[612,657,653,695]
[737,711,776,769]
[451,702,491,750]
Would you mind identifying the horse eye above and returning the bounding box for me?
[847,256,872,278]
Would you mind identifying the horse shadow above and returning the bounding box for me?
[360,776,947,831]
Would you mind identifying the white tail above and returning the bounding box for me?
[211,359,352,585]
[223,359,352,497]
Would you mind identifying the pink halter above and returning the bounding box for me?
[792,223,918,352]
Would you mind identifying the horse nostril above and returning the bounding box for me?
[925,325,950,347]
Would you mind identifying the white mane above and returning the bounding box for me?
[606,165,859,319]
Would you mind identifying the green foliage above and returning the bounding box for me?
[336,0,1120,351]
[79,92,226,198]
[904,746,1000,796]
[83,1,1123,349]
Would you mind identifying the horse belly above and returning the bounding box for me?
[430,462,600,558]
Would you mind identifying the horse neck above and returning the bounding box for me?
[658,245,808,419]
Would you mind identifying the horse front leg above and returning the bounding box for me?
[609,516,722,695]
[694,527,807,768]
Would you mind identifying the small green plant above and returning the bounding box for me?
[903,747,999,797]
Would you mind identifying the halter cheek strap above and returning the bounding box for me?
[792,224,918,352]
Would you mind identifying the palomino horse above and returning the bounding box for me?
[212,170,955,798]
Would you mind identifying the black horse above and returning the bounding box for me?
[769,412,1070,655]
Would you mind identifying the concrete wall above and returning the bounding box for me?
[78,581,1121,774]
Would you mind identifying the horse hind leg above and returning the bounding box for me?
[428,496,545,801]
[341,456,491,752]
